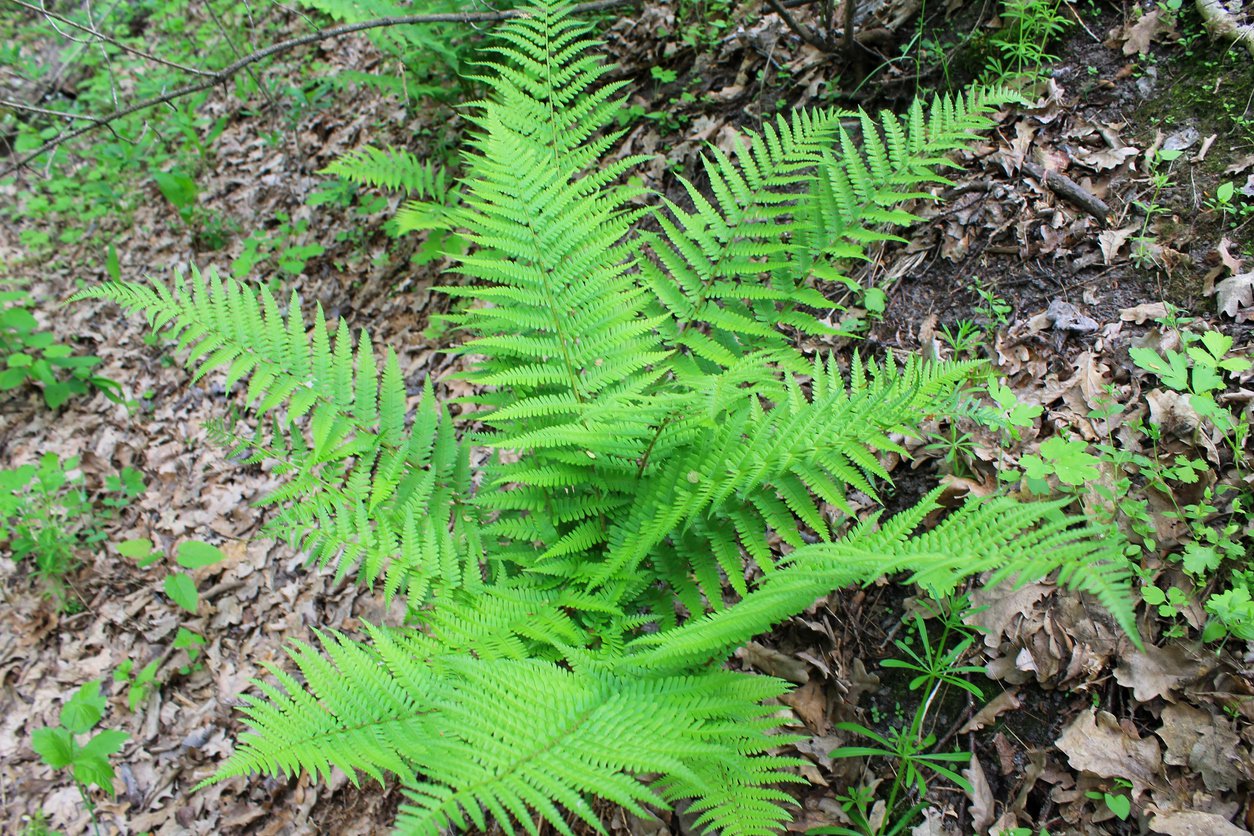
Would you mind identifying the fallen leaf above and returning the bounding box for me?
[971,581,1049,648]
[1214,271,1254,318]
[908,808,946,836]
[964,755,995,834]
[1224,153,1254,174]
[781,679,829,734]
[1120,301,1170,323]
[1218,238,1244,273]
[1189,719,1246,792]
[1056,708,1164,797]
[961,689,1022,733]
[1145,389,1201,439]
[1118,9,1174,54]
[1079,144,1140,171]
[739,642,809,684]
[1046,299,1099,333]
[1157,703,1210,766]
[1149,810,1252,836]
[1113,643,1205,702]
[1099,225,1139,263]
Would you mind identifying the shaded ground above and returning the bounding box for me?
[1,0,1252,834]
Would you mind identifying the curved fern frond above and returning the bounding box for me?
[646,88,1019,362]
[620,493,1136,676]
[70,268,473,593]
[323,145,450,198]
[209,624,803,836]
[593,353,981,612]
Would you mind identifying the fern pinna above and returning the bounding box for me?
[74,2,1135,833]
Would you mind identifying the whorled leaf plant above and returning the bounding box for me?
[74,3,1136,833]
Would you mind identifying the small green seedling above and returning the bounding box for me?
[31,681,127,836]
[112,659,161,711]
[1016,434,1101,493]
[117,537,224,614]
[1086,778,1132,820]
[117,538,224,673]
[1,294,121,409]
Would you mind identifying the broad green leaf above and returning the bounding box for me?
[31,727,74,768]
[72,752,117,792]
[176,540,224,569]
[60,681,105,734]
[117,538,161,568]
[164,573,199,613]
[80,728,128,760]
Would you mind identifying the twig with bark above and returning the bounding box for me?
[1196,0,1254,58]
[0,0,633,178]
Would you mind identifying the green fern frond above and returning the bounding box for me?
[71,269,475,593]
[593,353,980,609]
[646,88,1018,362]
[323,145,449,197]
[209,624,802,836]
[77,3,1127,835]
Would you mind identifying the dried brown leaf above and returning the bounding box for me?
[961,689,1022,733]
[1113,643,1206,702]
[1056,708,1164,797]
[1149,810,1252,836]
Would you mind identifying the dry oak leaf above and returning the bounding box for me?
[1214,271,1254,318]
[1188,717,1246,792]
[1121,302,1170,323]
[960,688,1023,733]
[1113,642,1208,702]
[1056,707,1164,798]
[1149,810,1252,836]
[1116,8,1176,55]
[964,755,995,834]
[1156,703,1210,766]
[1099,224,1140,263]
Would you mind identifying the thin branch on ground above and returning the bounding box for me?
[1196,0,1254,57]
[9,0,215,76]
[1,98,104,122]
[0,0,634,178]
[764,0,833,51]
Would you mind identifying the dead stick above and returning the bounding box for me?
[8,0,214,76]
[0,0,634,177]
[764,0,831,50]
[1022,160,1111,227]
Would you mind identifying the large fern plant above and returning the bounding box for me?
[75,3,1134,833]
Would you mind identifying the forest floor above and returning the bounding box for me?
[1,0,1253,834]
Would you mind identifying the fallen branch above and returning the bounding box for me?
[1022,160,1112,227]
[1196,0,1254,57]
[0,0,633,177]
[8,0,214,77]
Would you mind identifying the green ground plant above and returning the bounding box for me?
[0,455,143,605]
[820,598,985,836]
[1,284,120,409]
[30,681,127,836]
[984,0,1072,84]
[0,0,284,255]
[295,0,482,102]
[111,537,224,704]
[75,3,1135,833]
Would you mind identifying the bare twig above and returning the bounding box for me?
[1,98,104,122]
[764,0,832,50]
[1022,160,1112,227]
[9,0,215,76]
[0,0,633,178]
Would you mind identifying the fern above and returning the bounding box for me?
[74,2,1134,833]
